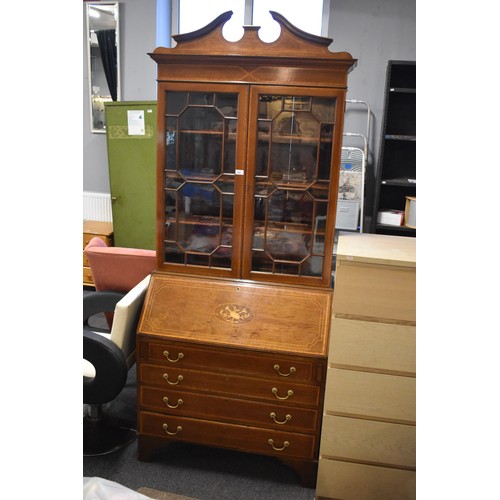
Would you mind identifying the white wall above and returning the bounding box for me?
[83,0,416,225]
[83,0,157,193]
[329,0,415,224]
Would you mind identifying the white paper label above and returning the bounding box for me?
[235,169,244,175]
[127,110,145,135]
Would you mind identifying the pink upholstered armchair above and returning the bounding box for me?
[84,237,156,293]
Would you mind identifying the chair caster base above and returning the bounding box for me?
[83,415,137,456]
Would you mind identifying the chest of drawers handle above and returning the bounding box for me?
[270,412,292,425]
[163,396,183,409]
[163,373,184,385]
[268,439,289,451]
[163,350,184,363]
[162,423,182,436]
[272,387,294,400]
[274,364,296,377]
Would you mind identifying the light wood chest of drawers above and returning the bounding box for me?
[316,233,416,500]
[137,273,332,487]
[83,220,113,287]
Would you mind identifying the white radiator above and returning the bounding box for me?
[83,191,113,222]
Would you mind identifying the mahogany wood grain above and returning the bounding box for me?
[139,385,319,434]
[139,363,322,407]
[139,273,331,357]
[143,338,325,384]
[139,411,317,460]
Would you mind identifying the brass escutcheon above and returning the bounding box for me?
[163,373,183,385]
[163,396,183,409]
[163,351,184,363]
[268,439,289,451]
[270,412,292,425]
[272,387,293,400]
[162,423,182,436]
[274,364,296,377]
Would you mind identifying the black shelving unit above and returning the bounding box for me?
[372,60,416,236]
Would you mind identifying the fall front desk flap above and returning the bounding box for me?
[138,273,331,357]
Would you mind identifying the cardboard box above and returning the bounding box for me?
[336,200,360,230]
[404,197,416,228]
[377,210,404,226]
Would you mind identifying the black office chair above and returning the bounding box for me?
[83,275,150,456]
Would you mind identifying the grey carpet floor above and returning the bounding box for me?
[83,291,316,500]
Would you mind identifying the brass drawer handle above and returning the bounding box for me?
[163,350,184,363]
[270,412,291,425]
[163,396,183,409]
[272,387,293,400]
[268,439,289,451]
[163,373,183,385]
[162,423,182,436]
[274,364,296,377]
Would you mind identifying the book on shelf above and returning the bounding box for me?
[377,209,404,226]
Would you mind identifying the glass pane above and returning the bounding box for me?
[180,106,223,131]
[189,92,214,106]
[265,231,310,262]
[256,121,271,176]
[166,117,177,170]
[178,133,222,178]
[252,250,273,273]
[223,119,237,173]
[215,94,238,117]
[251,93,336,277]
[306,256,323,277]
[166,91,188,115]
[164,242,184,264]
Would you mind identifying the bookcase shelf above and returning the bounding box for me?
[372,60,416,236]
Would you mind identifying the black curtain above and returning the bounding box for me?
[96,29,117,101]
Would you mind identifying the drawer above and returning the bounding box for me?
[316,458,415,500]
[83,266,94,285]
[83,232,112,249]
[324,368,415,423]
[139,385,319,434]
[139,364,322,407]
[83,251,89,267]
[141,339,324,384]
[319,415,415,468]
[139,410,317,460]
[329,318,415,375]
[333,260,415,323]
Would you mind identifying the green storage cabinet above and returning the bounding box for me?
[104,101,157,250]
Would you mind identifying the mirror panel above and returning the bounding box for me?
[86,2,120,133]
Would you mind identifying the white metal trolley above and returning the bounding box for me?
[336,99,371,233]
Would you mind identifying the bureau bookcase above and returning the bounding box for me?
[137,11,356,487]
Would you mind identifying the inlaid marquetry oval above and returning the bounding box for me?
[214,303,254,325]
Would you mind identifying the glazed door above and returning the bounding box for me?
[243,86,347,287]
[157,83,249,278]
